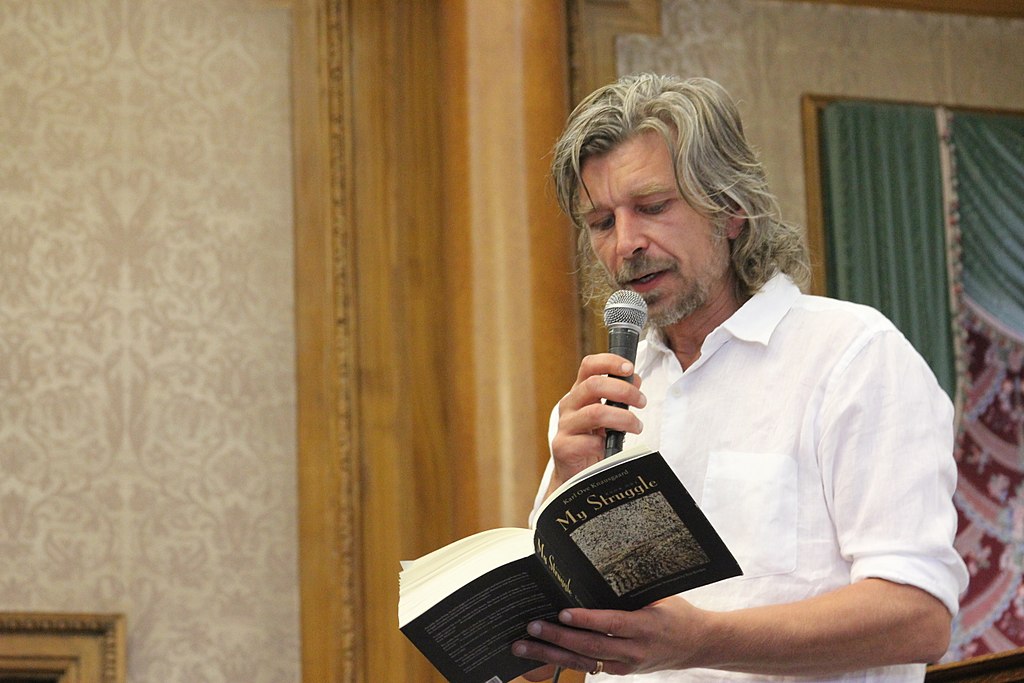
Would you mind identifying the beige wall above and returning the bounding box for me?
[0,1,300,681]
[617,0,1024,245]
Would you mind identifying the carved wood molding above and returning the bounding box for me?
[777,0,1024,18]
[324,0,362,676]
[293,0,360,680]
[0,612,125,683]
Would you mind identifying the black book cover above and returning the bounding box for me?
[399,446,742,683]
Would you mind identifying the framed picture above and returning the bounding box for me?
[0,612,125,683]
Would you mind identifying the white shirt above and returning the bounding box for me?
[531,274,969,682]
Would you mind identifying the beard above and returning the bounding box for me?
[612,254,707,327]
[607,243,730,328]
[580,225,732,329]
[648,278,711,328]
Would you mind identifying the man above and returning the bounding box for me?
[512,74,968,681]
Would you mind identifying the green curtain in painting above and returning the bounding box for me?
[819,101,955,396]
[954,111,1024,335]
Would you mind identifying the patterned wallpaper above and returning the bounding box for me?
[0,1,299,681]
[618,0,1024,238]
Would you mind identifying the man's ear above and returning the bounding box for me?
[725,213,746,240]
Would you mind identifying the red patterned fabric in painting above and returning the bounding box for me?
[951,299,1024,659]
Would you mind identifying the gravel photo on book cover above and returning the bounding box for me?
[569,491,710,596]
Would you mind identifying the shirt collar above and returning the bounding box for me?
[719,272,799,345]
[637,273,800,373]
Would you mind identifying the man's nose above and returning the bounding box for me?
[615,212,648,258]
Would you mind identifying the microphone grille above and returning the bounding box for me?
[603,289,648,329]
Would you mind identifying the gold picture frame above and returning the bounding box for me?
[926,646,1024,681]
[0,612,125,683]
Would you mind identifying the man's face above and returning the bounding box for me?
[579,130,736,328]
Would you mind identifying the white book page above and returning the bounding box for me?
[399,528,534,625]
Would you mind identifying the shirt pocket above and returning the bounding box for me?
[701,451,798,578]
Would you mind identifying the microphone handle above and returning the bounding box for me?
[604,427,625,458]
[604,326,639,458]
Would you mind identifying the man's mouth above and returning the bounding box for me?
[623,269,668,290]
[631,271,661,285]
[616,256,677,292]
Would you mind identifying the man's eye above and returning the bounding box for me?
[640,201,668,215]
[588,216,614,232]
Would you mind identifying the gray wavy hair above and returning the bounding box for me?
[551,73,810,306]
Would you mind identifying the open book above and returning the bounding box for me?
[398,445,742,683]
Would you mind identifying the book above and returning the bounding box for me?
[398,444,742,683]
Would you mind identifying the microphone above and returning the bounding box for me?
[602,289,648,458]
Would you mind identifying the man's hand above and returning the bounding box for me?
[514,579,953,678]
[515,598,705,679]
[545,353,646,499]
